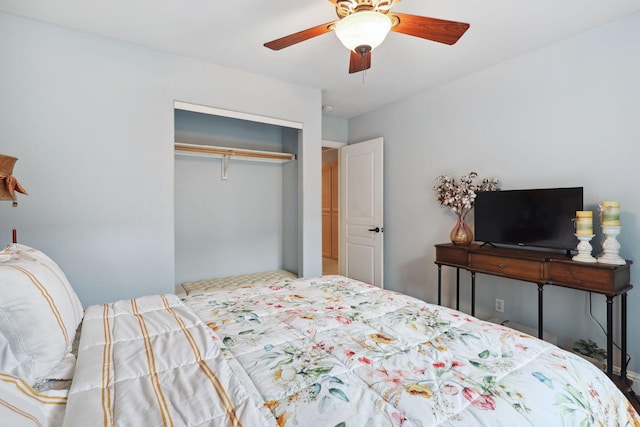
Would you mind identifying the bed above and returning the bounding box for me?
[1,244,638,426]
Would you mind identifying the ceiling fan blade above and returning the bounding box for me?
[391,13,469,45]
[349,50,371,74]
[264,21,335,50]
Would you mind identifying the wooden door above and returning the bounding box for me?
[322,161,339,260]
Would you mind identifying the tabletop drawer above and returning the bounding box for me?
[435,245,468,268]
[545,261,630,294]
[469,253,544,282]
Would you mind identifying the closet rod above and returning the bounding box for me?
[174,142,295,162]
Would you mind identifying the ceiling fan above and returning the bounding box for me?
[264,0,470,74]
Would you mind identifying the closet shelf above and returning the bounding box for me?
[174,142,295,163]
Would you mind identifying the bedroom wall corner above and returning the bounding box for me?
[0,11,322,305]
[347,11,640,373]
[322,115,349,143]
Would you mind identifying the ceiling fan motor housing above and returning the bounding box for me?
[334,11,393,53]
[336,0,397,19]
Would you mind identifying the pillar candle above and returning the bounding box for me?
[600,201,620,226]
[575,211,593,235]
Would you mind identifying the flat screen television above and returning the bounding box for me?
[474,187,583,251]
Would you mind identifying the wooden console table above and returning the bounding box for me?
[434,243,633,381]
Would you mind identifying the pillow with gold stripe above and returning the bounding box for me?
[0,372,67,427]
[0,244,83,386]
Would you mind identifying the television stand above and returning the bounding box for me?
[479,241,497,248]
[434,243,633,382]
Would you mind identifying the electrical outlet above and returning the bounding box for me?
[495,298,504,313]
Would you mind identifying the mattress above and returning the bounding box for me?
[183,275,639,426]
[176,269,297,297]
[62,274,639,426]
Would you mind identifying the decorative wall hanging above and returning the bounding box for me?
[0,154,27,207]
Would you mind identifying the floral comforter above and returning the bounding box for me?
[182,275,639,426]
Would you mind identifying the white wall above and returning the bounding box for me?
[350,12,640,372]
[322,115,349,143]
[0,12,322,306]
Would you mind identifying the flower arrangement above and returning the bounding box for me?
[434,172,500,219]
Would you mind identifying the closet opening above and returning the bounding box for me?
[173,101,301,285]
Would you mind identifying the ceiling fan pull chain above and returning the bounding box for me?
[362,55,366,84]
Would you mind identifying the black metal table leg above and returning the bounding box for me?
[537,284,544,339]
[471,272,476,317]
[456,268,460,310]
[606,296,614,378]
[622,292,628,381]
[437,265,442,306]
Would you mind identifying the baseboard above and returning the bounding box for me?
[615,366,640,395]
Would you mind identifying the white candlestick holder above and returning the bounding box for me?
[572,234,597,263]
[597,225,626,265]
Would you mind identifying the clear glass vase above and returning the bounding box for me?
[450,214,473,245]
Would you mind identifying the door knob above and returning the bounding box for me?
[368,227,382,233]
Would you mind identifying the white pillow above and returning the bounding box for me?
[0,244,83,385]
[0,371,67,427]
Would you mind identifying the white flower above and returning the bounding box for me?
[434,172,500,217]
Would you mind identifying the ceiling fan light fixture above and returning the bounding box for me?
[334,11,392,54]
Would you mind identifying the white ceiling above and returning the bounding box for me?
[2,0,640,118]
